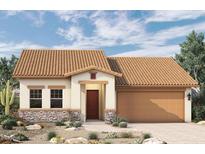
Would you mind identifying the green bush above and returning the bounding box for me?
[13,133,29,141]
[0,114,16,124]
[55,121,65,126]
[112,116,127,124]
[104,141,112,144]
[143,133,151,139]
[2,119,17,130]
[192,105,205,122]
[134,136,144,144]
[119,122,127,128]
[88,132,98,140]
[73,121,82,128]
[47,131,57,141]
[10,97,20,114]
[105,132,118,139]
[112,122,118,127]
[120,132,133,138]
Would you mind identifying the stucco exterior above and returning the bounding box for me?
[71,71,116,110]
[19,79,71,109]
[19,71,116,122]
[185,88,192,122]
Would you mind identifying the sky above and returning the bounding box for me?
[0,10,205,57]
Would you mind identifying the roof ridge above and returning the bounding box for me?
[22,48,104,51]
[108,56,173,59]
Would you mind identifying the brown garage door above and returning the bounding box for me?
[117,91,184,122]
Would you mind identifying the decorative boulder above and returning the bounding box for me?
[50,136,65,144]
[143,138,167,144]
[26,124,42,130]
[65,127,77,131]
[65,127,84,131]
[197,121,205,125]
[64,121,72,126]
[17,121,24,126]
[64,137,88,144]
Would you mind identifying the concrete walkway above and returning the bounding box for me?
[84,121,205,144]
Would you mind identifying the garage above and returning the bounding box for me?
[117,90,185,122]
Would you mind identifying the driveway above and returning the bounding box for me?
[129,123,205,144]
[84,121,205,144]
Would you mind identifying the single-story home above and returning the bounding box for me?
[13,49,198,123]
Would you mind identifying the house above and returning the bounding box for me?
[13,49,198,123]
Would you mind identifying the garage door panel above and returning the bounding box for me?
[117,91,184,122]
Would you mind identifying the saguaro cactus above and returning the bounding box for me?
[0,80,15,115]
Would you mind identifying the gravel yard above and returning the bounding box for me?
[0,122,148,144]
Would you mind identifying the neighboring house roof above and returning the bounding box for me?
[108,57,198,87]
[13,49,121,78]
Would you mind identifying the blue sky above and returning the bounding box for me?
[0,10,205,57]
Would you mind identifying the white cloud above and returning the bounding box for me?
[2,11,45,27]
[56,11,145,48]
[146,10,205,23]
[0,41,45,57]
[23,11,45,27]
[113,45,180,57]
[55,11,205,56]
[54,10,89,22]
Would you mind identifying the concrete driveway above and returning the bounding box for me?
[84,121,205,144]
[129,123,205,144]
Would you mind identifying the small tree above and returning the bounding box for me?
[0,80,15,115]
[175,30,205,85]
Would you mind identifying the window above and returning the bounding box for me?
[30,89,42,108]
[50,89,63,108]
[90,72,96,79]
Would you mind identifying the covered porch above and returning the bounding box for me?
[70,71,117,123]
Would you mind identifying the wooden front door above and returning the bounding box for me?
[86,90,99,119]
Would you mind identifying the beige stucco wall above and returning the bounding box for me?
[185,88,192,122]
[19,79,71,109]
[71,71,116,111]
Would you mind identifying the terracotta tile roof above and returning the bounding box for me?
[13,49,121,78]
[108,57,198,87]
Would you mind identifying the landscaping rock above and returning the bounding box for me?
[143,137,167,144]
[26,124,42,130]
[197,121,205,125]
[65,127,84,131]
[64,121,72,126]
[17,121,24,126]
[64,137,88,144]
[0,134,21,144]
[50,136,65,144]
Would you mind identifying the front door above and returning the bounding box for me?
[86,90,99,119]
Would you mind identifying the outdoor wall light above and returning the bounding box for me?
[187,93,191,101]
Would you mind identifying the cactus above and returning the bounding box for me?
[0,80,15,115]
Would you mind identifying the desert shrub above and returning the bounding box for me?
[104,141,112,144]
[192,105,205,122]
[0,115,16,124]
[10,97,20,114]
[143,133,151,139]
[119,122,127,128]
[112,122,118,127]
[47,131,57,141]
[112,116,127,124]
[134,136,144,144]
[88,132,98,140]
[73,121,82,128]
[55,121,65,126]
[105,132,118,139]
[120,132,133,138]
[13,133,29,141]
[2,119,17,130]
